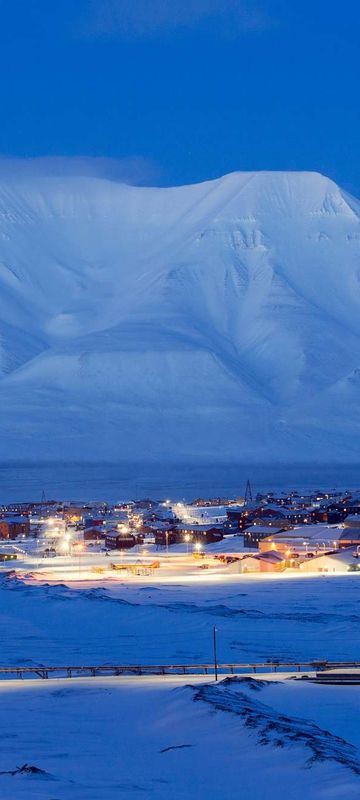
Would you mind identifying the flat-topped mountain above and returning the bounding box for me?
[0,164,359,461]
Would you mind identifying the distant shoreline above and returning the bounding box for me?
[0,461,360,505]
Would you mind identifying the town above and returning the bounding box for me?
[1,482,360,581]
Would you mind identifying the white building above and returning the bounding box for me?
[299,547,359,574]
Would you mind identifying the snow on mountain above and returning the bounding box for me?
[0,164,359,461]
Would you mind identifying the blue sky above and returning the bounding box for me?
[1,0,359,193]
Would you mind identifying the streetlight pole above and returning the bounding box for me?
[213,625,218,681]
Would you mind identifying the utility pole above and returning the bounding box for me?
[213,625,218,681]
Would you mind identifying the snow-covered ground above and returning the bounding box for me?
[1,570,360,666]
[0,675,359,799]
[1,562,360,798]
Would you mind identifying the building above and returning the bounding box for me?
[0,552,17,562]
[104,530,136,550]
[154,529,178,547]
[84,517,104,529]
[299,547,359,574]
[176,525,223,544]
[326,501,360,525]
[338,516,360,548]
[223,509,243,534]
[243,525,284,548]
[224,504,258,532]
[64,506,89,523]
[154,525,223,547]
[258,524,341,556]
[83,527,106,542]
[0,516,30,539]
[250,516,294,531]
[282,509,313,525]
[238,550,286,573]
[237,554,261,573]
[174,503,227,525]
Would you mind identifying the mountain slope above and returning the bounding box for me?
[0,165,360,461]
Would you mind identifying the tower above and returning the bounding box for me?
[244,479,253,506]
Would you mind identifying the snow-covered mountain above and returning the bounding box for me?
[0,164,360,462]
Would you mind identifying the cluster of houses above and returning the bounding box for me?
[1,487,360,574]
[228,546,360,574]
[223,490,360,574]
[0,496,223,551]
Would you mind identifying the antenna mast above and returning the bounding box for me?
[244,479,253,506]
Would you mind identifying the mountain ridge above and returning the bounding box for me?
[0,165,359,461]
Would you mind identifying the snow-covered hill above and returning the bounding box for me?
[0,163,360,461]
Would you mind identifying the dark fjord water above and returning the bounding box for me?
[0,462,360,504]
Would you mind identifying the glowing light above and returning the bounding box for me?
[184,534,191,543]
[194,542,203,552]
[118,524,129,534]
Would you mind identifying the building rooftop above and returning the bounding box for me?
[244,525,284,536]
[262,524,341,545]
[257,551,285,563]
[343,515,360,526]
[339,528,360,541]
[305,547,359,565]
[177,524,223,532]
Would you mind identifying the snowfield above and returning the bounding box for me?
[0,675,359,799]
[1,571,360,667]
[1,572,360,797]
[0,164,360,460]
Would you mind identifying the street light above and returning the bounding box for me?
[184,533,190,555]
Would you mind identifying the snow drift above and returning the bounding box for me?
[0,163,360,461]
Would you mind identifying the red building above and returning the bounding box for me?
[0,516,30,539]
